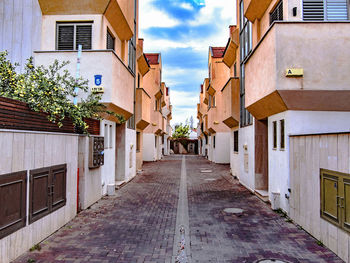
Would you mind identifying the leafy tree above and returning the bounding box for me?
[172,123,190,139]
[0,51,124,133]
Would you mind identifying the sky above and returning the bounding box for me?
[139,0,237,127]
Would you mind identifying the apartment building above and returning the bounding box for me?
[220,0,350,260]
[162,86,173,155]
[135,38,151,170]
[197,48,231,164]
[143,53,167,161]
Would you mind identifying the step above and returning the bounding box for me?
[255,189,269,203]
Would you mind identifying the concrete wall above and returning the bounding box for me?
[290,133,350,262]
[0,0,42,69]
[0,130,78,263]
[238,123,255,192]
[268,110,350,213]
[116,124,136,182]
[230,129,240,178]
[212,132,230,164]
[143,133,156,161]
[100,120,116,195]
[78,136,101,210]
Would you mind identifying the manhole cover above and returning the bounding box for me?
[205,178,216,181]
[223,208,244,214]
[201,170,212,173]
[256,260,290,263]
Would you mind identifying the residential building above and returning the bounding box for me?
[143,53,166,161]
[135,38,151,170]
[162,86,173,155]
[197,47,231,164]
[32,0,141,193]
[220,0,350,260]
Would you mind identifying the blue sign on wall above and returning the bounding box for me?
[94,75,102,86]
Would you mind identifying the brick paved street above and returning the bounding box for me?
[13,155,343,263]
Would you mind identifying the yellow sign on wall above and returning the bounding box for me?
[91,86,104,93]
[286,68,303,77]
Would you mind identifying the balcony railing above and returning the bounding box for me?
[221,78,240,128]
[244,22,350,120]
[34,50,135,122]
[135,88,151,130]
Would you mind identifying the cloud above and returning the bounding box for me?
[140,0,181,29]
[180,2,194,10]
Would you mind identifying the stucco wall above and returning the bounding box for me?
[212,132,230,164]
[100,120,116,196]
[268,110,350,213]
[0,130,78,263]
[238,123,255,192]
[78,136,102,210]
[143,133,156,161]
[0,0,42,69]
[230,129,240,178]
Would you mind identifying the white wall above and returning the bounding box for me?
[125,127,136,181]
[230,129,240,178]
[0,130,78,263]
[100,120,116,195]
[238,123,255,192]
[78,136,102,210]
[212,132,230,164]
[0,0,42,69]
[143,133,155,161]
[268,110,350,214]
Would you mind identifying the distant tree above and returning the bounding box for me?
[172,123,190,139]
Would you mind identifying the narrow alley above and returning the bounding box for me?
[13,156,342,263]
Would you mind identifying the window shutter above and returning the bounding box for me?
[326,0,348,20]
[303,0,325,20]
[76,25,92,50]
[270,1,283,25]
[106,30,115,50]
[51,164,67,212]
[57,25,74,50]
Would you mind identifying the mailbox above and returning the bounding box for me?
[89,136,104,169]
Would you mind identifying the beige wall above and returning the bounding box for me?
[245,22,350,109]
[0,130,78,263]
[290,134,350,262]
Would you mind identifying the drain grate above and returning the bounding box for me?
[201,170,212,173]
[204,178,216,181]
[224,208,244,214]
[256,260,290,263]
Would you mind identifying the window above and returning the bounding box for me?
[320,169,350,232]
[213,135,216,148]
[303,0,348,21]
[138,74,140,88]
[234,62,237,77]
[109,125,113,148]
[270,1,283,25]
[280,119,285,150]
[106,29,115,50]
[213,96,216,107]
[56,22,92,50]
[136,132,141,152]
[155,135,157,148]
[239,0,253,127]
[234,130,239,153]
[104,124,108,149]
[209,95,212,108]
[273,121,277,149]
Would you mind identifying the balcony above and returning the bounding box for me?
[221,78,240,128]
[151,111,163,135]
[223,28,239,68]
[34,50,134,122]
[243,0,272,22]
[135,88,151,130]
[244,22,350,120]
[207,107,218,134]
